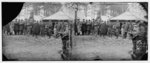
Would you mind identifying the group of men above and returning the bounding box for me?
[74,19,147,39]
[3,19,148,60]
[3,19,147,39]
[74,19,108,36]
[74,19,148,60]
[2,19,69,38]
[74,19,121,38]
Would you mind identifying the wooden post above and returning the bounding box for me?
[69,21,73,60]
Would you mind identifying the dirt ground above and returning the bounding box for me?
[3,35,63,61]
[3,35,133,60]
[71,35,133,60]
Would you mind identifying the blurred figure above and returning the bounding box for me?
[114,21,121,38]
[60,23,70,60]
[127,22,134,39]
[122,22,129,39]
[107,23,114,37]
[99,22,108,38]
[81,19,86,35]
[121,22,125,38]
[53,23,57,38]
[3,23,11,35]
[131,21,148,60]
[86,20,91,35]
[93,21,99,35]
[77,19,82,35]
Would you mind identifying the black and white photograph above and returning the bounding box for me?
[2,1,148,61]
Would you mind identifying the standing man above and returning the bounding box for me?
[86,20,91,35]
[77,19,81,35]
[60,23,70,60]
[132,21,148,60]
[123,22,129,38]
[81,19,86,35]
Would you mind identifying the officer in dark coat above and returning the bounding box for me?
[132,21,148,60]
[31,23,41,37]
[86,20,91,35]
[60,24,70,60]
[18,22,25,35]
[3,24,10,35]
[99,22,108,37]
[81,19,86,35]
[47,23,53,38]
[13,22,20,35]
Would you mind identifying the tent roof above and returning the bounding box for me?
[101,16,109,21]
[43,11,73,20]
[110,11,147,21]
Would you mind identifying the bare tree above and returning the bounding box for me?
[23,2,62,21]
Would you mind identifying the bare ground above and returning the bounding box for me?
[3,35,62,61]
[71,35,133,60]
[3,35,133,60]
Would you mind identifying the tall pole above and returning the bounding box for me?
[74,3,78,35]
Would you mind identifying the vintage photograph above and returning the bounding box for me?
[2,2,148,61]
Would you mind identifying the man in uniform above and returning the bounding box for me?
[93,21,98,35]
[77,19,82,35]
[99,22,108,38]
[132,21,148,60]
[86,20,91,35]
[81,19,86,35]
[60,23,70,60]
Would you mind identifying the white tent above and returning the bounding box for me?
[101,16,110,22]
[34,15,44,21]
[111,11,147,21]
[43,11,73,20]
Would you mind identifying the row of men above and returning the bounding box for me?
[74,19,123,38]
[2,21,69,38]
[3,19,147,39]
[74,19,147,39]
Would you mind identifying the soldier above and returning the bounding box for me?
[3,23,11,35]
[122,22,128,38]
[77,19,82,35]
[114,22,121,38]
[27,21,33,35]
[81,19,86,35]
[19,22,25,35]
[131,21,148,60]
[55,22,61,38]
[99,22,108,38]
[86,20,91,35]
[91,19,94,35]
[13,22,20,35]
[98,22,101,35]
[31,23,41,38]
[89,20,92,35]
[59,23,70,60]
[107,23,114,37]
[127,22,134,39]
[121,22,125,38]
[85,20,88,35]
[47,22,53,38]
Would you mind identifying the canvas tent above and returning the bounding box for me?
[43,11,73,20]
[43,10,89,22]
[110,11,147,22]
